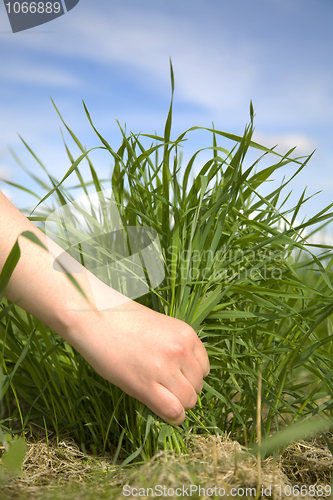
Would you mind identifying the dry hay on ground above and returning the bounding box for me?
[0,433,332,499]
[280,435,333,486]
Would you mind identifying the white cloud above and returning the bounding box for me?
[1,60,79,87]
[252,132,317,156]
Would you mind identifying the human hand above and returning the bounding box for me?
[64,300,210,425]
[0,191,209,424]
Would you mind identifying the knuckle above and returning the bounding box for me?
[151,358,164,373]
[168,341,186,358]
[183,323,197,340]
[175,318,197,340]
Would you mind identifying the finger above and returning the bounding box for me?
[143,383,186,425]
[180,357,205,394]
[159,371,198,411]
[193,339,210,377]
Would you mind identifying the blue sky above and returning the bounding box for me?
[0,0,333,239]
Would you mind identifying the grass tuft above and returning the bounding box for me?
[1,73,333,466]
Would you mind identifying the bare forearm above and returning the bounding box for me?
[0,191,129,340]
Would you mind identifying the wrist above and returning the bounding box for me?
[54,275,133,348]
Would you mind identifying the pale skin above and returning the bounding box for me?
[0,191,210,425]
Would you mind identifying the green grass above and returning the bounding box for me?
[1,65,333,467]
